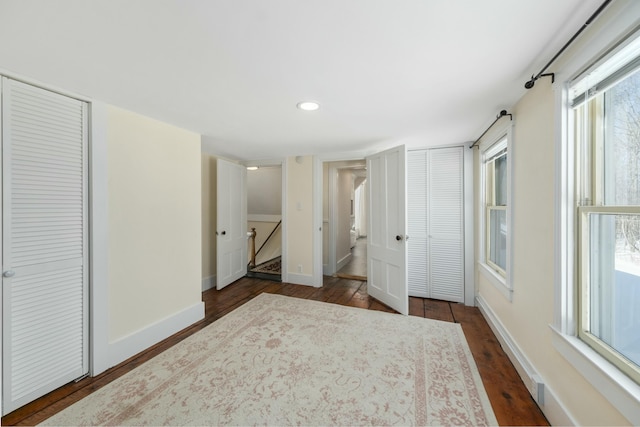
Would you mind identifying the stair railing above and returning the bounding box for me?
[248,220,282,268]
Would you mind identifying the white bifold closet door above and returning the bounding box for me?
[407,147,464,302]
[2,77,88,414]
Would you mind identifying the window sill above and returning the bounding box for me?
[478,262,512,302]
[550,325,640,425]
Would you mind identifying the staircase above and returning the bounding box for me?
[247,220,282,281]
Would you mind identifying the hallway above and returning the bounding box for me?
[337,237,366,279]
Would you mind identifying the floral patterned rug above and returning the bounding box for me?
[42,294,497,426]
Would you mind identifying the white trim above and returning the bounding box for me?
[313,156,323,286]
[313,151,372,288]
[0,69,93,103]
[328,163,338,275]
[538,381,579,427]
[280,160,288,284]
[336,253,352,271]
[286,272,317,287]
[551,326,639,425]
[202,275,216,291]
[476,295,540,402]
[478,263,513,301]
[108,301,204,368]
[247,214,281,222]
[477,295,581,426]
[88,101,110,376]
[463,145,476,306]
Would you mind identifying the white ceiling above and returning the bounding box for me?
[0,0,603,161]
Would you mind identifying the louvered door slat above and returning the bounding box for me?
[2,77,88,414]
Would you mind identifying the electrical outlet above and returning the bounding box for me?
[297,264,303,273]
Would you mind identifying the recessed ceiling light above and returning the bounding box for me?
[246,166,259,171]
[297,101,320,111]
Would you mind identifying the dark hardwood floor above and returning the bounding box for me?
[2,276,549,426]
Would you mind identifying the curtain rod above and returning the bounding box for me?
[471,1,611,149]
[523,0,612,89]
[469,110,511,149]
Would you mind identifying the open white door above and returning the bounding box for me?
[366,145,408,315]
[216,159,247,290]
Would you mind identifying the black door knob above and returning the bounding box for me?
[221,231,226,235]
[396,235,402,241]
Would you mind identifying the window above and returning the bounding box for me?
[571,35,640,385]
[485,141,508,275]
[479,132,511,299]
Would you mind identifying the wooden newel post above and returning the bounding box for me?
[249,227,257,267]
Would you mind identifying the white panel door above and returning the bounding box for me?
[2,78,88,414]
[367,145,408,315]
[217,159,247,290]
[428,147,464,302]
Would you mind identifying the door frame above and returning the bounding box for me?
[312,152,371,287]
[324,161,366,276]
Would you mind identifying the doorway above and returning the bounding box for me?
[323,160,367,280]
[246,164,283,282]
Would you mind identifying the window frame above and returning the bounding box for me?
[554,15,640,424]
[478,124,513,301]
[572,38,640,387]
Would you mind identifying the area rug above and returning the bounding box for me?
[251,256,281,275]
[42,294,497,426]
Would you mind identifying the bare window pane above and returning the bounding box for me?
[588,213,640,367]
[489,209,507,271]
[604,71,640,206]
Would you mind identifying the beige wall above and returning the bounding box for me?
[286,156,314,279]
[322,162,329,268]
[201,153,217,281]
[107,106,202,341]
[474,75,629,426]
[337,169,353,265]
[247,167,282,215]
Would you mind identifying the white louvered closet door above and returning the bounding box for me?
[428,147,464,302]
[2,78,88,414]
[407,147,464,302]
[407,151,429,298]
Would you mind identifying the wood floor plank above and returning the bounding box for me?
[409,296,425,317]
[424,298,455,322]
[2,277,548,426]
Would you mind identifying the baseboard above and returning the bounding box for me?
[336,253,352,271]
[202,275,216,291]
[286,272,316,287]
[323,263,331,276]
[108,301,205,368]
[476,295,576,426]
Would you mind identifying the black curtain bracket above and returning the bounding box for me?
[469,110,512,149]
[524,0,612,89]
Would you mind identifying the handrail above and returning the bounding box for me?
[255,220,282,257]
